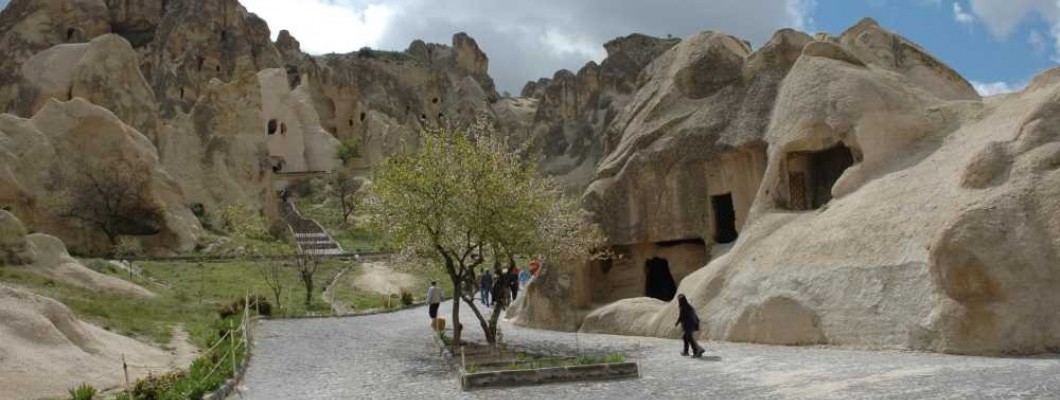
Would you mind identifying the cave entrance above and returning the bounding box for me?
[787,143,855,210]
[712,193,738,244]
[645,257,677,301]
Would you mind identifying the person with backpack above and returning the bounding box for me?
[675,294,705,358]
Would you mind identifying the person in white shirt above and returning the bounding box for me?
[426,281,443,319]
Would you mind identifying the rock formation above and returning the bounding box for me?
[0,284,171,399]
[0,210,167,398]
[0,98,200,255]
[0,0,346,251]
[519,34,680,191]
[514,19,1060,356]
[282,32,501,170]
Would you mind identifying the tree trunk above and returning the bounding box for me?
[302,272,313,307]
[451,283,462,345]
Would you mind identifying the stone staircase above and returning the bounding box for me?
[280,199,344,256]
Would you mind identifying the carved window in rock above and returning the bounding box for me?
[348,119,354,127]
[644,257,677,302]
[712,193,738,244]
[281,123,288,135]
[66,28,76,41]
[267,119,278,135]
[360,112,367,122]
[432,97,439,104]
[785,143,855,211]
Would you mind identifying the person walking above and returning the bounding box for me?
[518,267,531,288]
[426,281,443,320]
[507,267,520,301]
[675,294,705,358]
[479,269,493,306]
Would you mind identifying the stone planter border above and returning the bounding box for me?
[459,361,640,390]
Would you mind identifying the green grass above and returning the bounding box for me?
[0,257,347,349]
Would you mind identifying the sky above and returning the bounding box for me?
[0,0,1055,96]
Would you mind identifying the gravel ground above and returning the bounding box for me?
[238,301,1060,399]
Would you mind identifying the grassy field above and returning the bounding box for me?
[0,258,349,349]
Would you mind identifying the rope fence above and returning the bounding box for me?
[108,291,256,399]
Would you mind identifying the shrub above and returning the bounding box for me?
[337,140,359,164]
[357,46,373,58]
[131,371,185,400]
[218,295,272,319]
[399,288,414,305]
[84,259,118,274]
[68,383,96,400]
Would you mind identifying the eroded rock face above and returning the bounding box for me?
[284,33,500,170]
[0,98,200,255]
[0,283,169,399]
[522,34,681,192]
[511,21,1058,356]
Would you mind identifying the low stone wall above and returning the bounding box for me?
[460,362,639,390]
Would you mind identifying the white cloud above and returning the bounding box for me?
[241,0,395,54]
[953,2,976,27]
[966,0,1060,60]
[968,0,1059,39]
[1029,29,1047,53]
[970,80,1026,96]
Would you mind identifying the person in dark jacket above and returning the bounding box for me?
[479,269,493,306]
[506,267,520,301]
[675,294,705,358]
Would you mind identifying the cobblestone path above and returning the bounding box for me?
[239,302,1060,399]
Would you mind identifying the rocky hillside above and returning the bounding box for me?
[0,0,1056,357]
[513,19,1060,356]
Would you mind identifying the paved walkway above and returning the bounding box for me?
[238,302,1060,399]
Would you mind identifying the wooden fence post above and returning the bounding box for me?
[122,353,130,394]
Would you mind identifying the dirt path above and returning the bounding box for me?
[166,325,199,369]
[352,261,418,296]
[322,267,352,315]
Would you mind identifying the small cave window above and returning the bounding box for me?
[786,142,855,210]
[280,123,288,135]
[220,30,227,41]
[712,193,738,244]
[267,119,278,135]
[66,28,76,41]
[645,257,677,301]
[197,57,205,71]
[438,113,444,120]
[215,65,221,73]
[420,114,427,120]
[348,119,354,127]
[179,87,185,99]
[360,112,367,122]
[432,97,439,104]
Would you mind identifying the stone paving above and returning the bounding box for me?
[238,301,1060,399]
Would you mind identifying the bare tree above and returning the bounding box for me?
[57,157,163,249]
[293,250,320,307]
[328,169,363,224]
[256,257,287,314]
